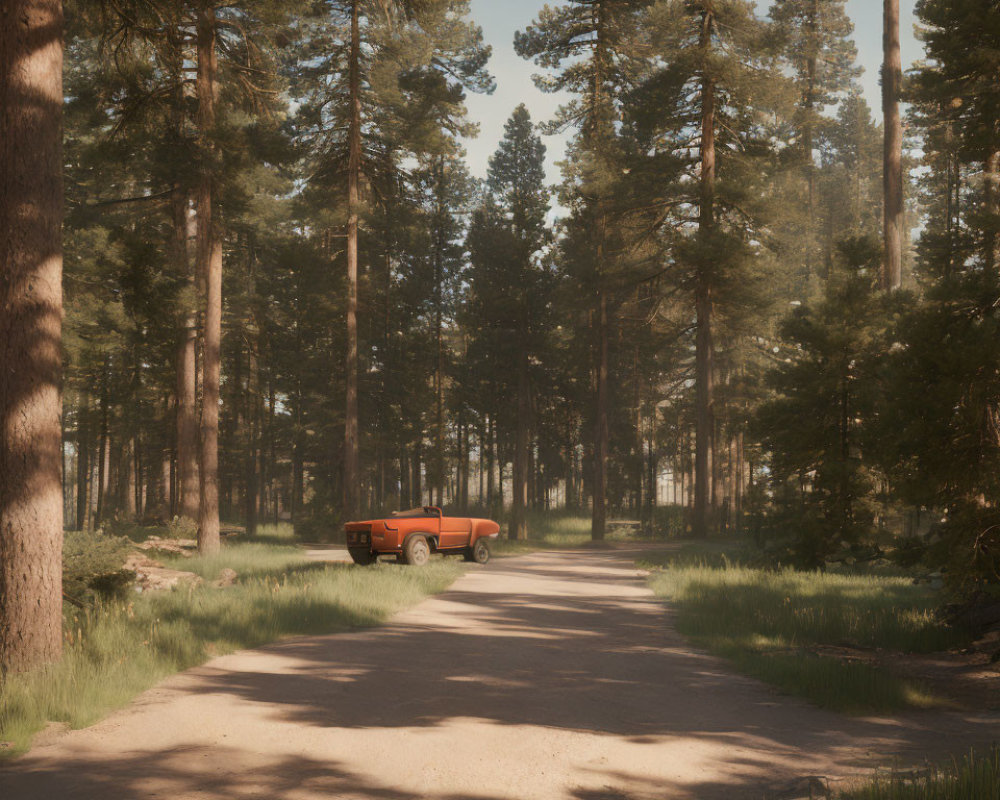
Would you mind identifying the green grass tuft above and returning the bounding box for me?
[645,545,969,713]
[0,543,460,756]
[842,747,1000,799]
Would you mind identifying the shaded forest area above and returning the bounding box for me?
[3,0,1000,674]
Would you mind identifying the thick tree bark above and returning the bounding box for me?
[196,5,221,555]
[0,0,65,674]
[694,9,716,539]
[882,0,903,291]
[343,0,362,521]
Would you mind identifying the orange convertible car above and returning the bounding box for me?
[344,506,500,566]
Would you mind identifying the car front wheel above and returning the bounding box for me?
[403,535,430,567]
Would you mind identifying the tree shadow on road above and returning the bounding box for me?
[3,549,997,800]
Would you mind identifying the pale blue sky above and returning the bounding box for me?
[463,0,920,185]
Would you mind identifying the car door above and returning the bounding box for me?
[438,516,471,549]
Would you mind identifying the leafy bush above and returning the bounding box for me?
[294,509,342,542]
[63,529,135,604]
[167,515,198,540]
[100,517,166,543]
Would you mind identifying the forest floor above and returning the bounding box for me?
[2,544,998,800]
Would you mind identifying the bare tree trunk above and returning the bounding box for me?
[244,348,259,537]
[291,319,304,522]
[95,357,109,524]
[196,4,221,555]
[477,424,485,508]
[342,0,362,522]
[512,354,530,540]
[882,0,903,291]
[592,291,609,541]
[459,418,470,512]
[173,185,199,521]
[694,8,716,539]
[0,0,65,675]
[413,439,422,507]
[804,0,818,251]
[76,399,90,531]
[486,415,495,510]
[267,378,277,524]
[985,149,1000,271]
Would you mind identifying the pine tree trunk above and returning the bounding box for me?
[76,400,89,531]
[512,354,530,540]
[984,150,1000,271]
[196,5,221,555]
[413,439,422,507]
[1,0,65,671]
[478,424,485,508]
[267,379,277,524]
[173,183,199,522]
[694,9,716,539]
[804,0,818,249]
[882,0,903,291]
[245,347,259,537]
[343,0,362,522]
[486,415,495,510]
[95,357,109,524]
[292,321,305,522]
[459,418,470,512]
[592,290,609,541]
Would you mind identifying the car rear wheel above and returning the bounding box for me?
[470,538,490,565]
[403,535,430,567]
[349,547,377,566]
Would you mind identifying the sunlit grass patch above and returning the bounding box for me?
[491,512,593,555]
[0,544,461,757]
[492,511,667,555]
[842,747,1000,799]
[645,546,969,713]
[161,541,312,580]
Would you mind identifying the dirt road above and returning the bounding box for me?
[3,547,997,799]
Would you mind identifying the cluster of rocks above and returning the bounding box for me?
[126,540,238,594]
[136,536,199,557]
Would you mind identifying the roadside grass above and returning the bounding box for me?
[160,541,312,580]
[842,747,1000,799]
[0,543,460,757]
[229,522,298,547]
[492,512,593,555]
[492,510,679,556]
[644,544,969,714]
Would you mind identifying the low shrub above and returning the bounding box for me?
[62,529,134,605]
